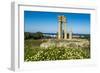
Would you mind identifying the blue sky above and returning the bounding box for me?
[24,11,90,34]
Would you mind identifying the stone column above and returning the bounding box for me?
[69,29,72,39]
[63,16,67,39]
[58,16,62,39]
[64,23,67,39]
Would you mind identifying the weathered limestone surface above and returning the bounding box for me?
[40,39,90,49]
[58,15,72,40]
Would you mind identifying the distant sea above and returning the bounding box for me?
[43,33,90,36]
[25,32,90,37]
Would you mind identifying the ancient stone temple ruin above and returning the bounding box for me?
[58,15,72,40]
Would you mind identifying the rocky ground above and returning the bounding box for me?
[24,39,90,61]
[40,39,90,49]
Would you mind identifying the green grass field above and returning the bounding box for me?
[24,39,90,61]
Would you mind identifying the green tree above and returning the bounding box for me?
[33,32,43,39]
[24,32,30,39]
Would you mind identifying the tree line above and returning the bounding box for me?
[24,32,44,40]
[24,32,53,40]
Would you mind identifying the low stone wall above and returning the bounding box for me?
[40,39,90,49]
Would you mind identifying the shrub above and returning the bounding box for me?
[24,46,90,61]
[24,39,90,61]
